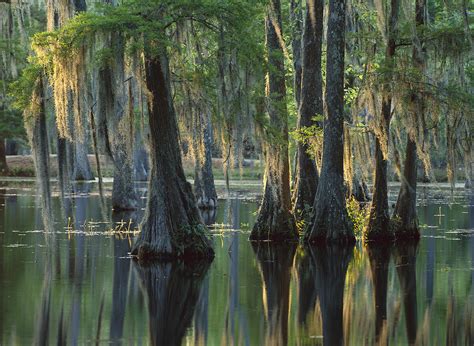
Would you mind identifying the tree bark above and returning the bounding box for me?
[366,0,399,241]
[252,242,296,346]
[293,0,323,220]
[304,0,354,244]
[250,0,297,241]
[290,0,303,110]
[391,0,425,239]
[193,108,217,209]
[131,50,213,260]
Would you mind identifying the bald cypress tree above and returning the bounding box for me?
[250,0,297,241]
[304,0,354,244]
[293,0,323,220]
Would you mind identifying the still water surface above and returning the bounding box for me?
[0,182,472,345]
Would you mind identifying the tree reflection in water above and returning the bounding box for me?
[135,260,211,346]
[252,242,296,346]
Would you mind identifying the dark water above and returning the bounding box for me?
[0,182,472,345]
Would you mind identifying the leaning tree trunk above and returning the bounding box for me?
[131,50,213,260]
[252,242,296,346]
[193,108,217,209]
[391,0,425,239]
[366,0,400,242]
[293,0,323,220]
[250,0,297,241]
[304,0,354,244]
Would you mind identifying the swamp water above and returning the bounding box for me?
[0,181,472,345]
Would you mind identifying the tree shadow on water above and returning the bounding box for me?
[296,244,353,346]
[134,259,211,346]
[252,242,296,346]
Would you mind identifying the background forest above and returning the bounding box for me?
[0,0,472,249]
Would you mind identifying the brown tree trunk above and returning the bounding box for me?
[293,0,323,220]
[0,139,8,174]
[131,50,213,260]
[290,0,303,110]
[391,0,425,239]
[252,243,296,346]
[250,0,297,241]
[366,0,400,242]
[304,0,354,244]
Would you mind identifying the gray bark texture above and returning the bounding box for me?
[250,0,297,241]
[304,0,354,244]
[293,0,323,220]
[131,49,214,260]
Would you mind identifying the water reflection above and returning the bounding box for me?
[135,260,211,346]
[252,242,296,346]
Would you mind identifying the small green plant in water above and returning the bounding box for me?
[295,203,314,235]
[346,196,369,240]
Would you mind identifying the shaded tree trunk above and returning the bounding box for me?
[304,0,354,244]
[366,0,400,241]
[367,244,391,344]
[193,108,217,209]
[251,0,297,241]
[310,245,353,346]
[293,0,323,220]
[131,50,213,260]
[135,260,210,346]
[289,0,303,110]
[391,0,425,239]
[252,243,296,346]
[0,139,8,174]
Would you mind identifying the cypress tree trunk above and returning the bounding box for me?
[131,50,213,260]
[250,0,297,241]
[194,108,217,209]
[366,0,400,242]
[0,138,8,174]
[135,260,210,346]
[391,0,425,239]
[368,244,391,344]
[252,243,296,346]
[293,0,323,219]
[289,0,303,110]
[304,0,354,244]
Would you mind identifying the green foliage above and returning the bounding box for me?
[8,62,42,111]
[346,197,369,240]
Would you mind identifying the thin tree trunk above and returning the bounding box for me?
[293,0,323,220]
[366,0,400,241]
[305,0,354,244]
[131,50,213,260]
[290,0,303,110]
[0,139,8,174]
[251,0,297,241]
